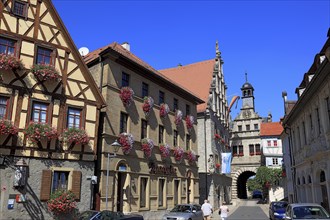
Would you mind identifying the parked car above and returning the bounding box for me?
[269,201,288,220]
[78,210,144,220]
[252,190,263,199]
[284,203,330,220]
[162,204,203,220]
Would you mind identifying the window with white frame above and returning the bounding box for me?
[67,107,81,128]
[32,102,48,123]
[273,140,278,147]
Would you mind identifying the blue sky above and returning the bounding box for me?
[53,0,330,122]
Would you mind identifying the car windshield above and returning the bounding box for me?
[78,211,99,220]
[274,202,288,210]
[171,205,191,212]
[293,206,330,219]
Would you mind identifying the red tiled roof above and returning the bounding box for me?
[260,122,283,136]
[159,60,215,112]
[84,42,204,103]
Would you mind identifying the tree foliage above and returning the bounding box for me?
[247,166,282,192]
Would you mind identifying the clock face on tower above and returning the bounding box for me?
[243,97,253,108]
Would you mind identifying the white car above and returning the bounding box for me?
[162,204,203,220]
[284,203,330,219]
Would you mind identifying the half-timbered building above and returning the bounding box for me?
[0,0,105,219]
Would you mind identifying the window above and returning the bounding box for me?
[326,97,330,125]
[173,130,178,146]
[67,108,81,128]
[12,0,27,18]
[272,158,278,165]
[140,177,148,208]
[232,145,238,156]
[186,104,190,116]
[142,82,148,98]
[310,114,313,130]
[122,72,130,87]
[174,179,180,206]
[0,37,16,55]
[238,125,242,132]
[267,140,271,146]
[186,134,191,150]
[36,47,53,65]
[303,121,307,144]
[40,169,81,201]
[246,124,250,131]
[52,171,69,192]
[159,91,164,105]
[32,102,48,123]
[0,96,8,119]
[316,108,321,134]
[274,140,278,147]
[238,145,244,156]
[141,119,147,139]
[159,125,164,144]
[254,124,258,130]
[173,98,178,111]
[120,112,128,133]
[249,144,254,155]
[255,144,261,155]
[158,178,166,207]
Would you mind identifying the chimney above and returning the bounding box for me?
[121,42,130,51]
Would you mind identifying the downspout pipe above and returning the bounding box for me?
[285,126,297,203]
[204,110,208,200]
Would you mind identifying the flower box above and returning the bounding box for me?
[142,96,154,116]
[119,87,134,107]
[118,132,134,154]
[249,153,255,156]
[24,122,58,143]
[159,143,170,158]
[62,128,89,145]
[141,138,154,158]
[185,115,194,131]
[186,150,197,163]
[30,64,60,81]
[159,103,170,118]
[255,152,261,155]
[0,119,18,135]
[47,190,77,216]
[0,54,24,71]
[173,146,184,162]
[174,109,183,126]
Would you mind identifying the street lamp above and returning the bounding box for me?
[105,140,121,210]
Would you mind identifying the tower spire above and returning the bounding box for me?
[245,72,248,82]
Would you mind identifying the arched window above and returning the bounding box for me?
[297,178,301,185]
[308,175,312,184]
[320,170,326,183]
[302,176,306,184]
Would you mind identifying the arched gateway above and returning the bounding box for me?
[231,167,257,199]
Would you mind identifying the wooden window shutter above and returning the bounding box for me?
[71,171,81,200]
[40,170,52,201]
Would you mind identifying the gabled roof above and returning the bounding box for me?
[47,0,106,108]
[260,122,283,136]
[159,60,215,112]
[84,42,204,104]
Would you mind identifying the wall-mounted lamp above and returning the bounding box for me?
[13,158,29,189]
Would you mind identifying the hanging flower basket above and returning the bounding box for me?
[173,146,184,162]
[0,119,18,135]
[118,132,134,154]
[141,138,154,158]
[62,127,89,145]
[174,109,183,126]
[47,190,77,217]
[159,103,170,118]
[159,143,170,158]
[119,87,134,107]
[142,96,154,116]
[24,122,58,143]
[30,64,60,81]
[186,150,197,163]
[186,115,194,131]
[216,163,221,169]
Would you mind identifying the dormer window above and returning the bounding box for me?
[12,0,28,19]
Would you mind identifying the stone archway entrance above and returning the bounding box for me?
[232,167,257,199]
